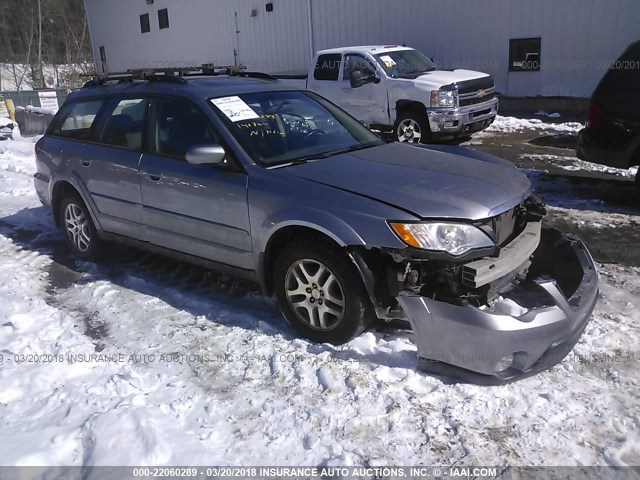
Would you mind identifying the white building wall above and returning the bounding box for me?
[84,0,640,98]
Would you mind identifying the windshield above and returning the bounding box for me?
[374,49,437,78]
[210,91,384,167]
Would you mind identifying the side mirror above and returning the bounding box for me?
[349,70,365,88]
[186,144,226,165]
[349,70,380,88]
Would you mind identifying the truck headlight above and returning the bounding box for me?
[389,222,494,256]
[430,89,458,108]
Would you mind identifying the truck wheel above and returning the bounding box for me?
[273,239,373,345]
[395,109,430,144]
[58,193,104,261]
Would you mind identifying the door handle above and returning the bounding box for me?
[148,173,162,182]
[80,160,91,167]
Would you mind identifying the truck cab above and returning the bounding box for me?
[282,46,499,143]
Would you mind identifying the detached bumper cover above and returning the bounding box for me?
[397,229,599,384]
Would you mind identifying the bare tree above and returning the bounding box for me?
[0,0,92,91]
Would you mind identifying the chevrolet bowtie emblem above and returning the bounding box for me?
[477,89,486,98]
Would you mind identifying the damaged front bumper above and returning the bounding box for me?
[397,228,599,384]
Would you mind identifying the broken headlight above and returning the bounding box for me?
[389,222,494,256]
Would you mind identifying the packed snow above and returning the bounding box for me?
[22,105,59,116]
[535,111,562,119]
[521,154,636,178]
[0,124,638,469]
[485,116,583,134]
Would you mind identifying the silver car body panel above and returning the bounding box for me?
[273,143,532,220]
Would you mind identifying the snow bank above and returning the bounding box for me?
[486,116,583,134]
[535,110,562,118]
[24,105,58,116]
[0,116,14,128]
[522,153,635,178]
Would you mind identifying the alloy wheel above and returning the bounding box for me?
[64,203,91,252]
[397,118,422,143]
[285,259,345,330]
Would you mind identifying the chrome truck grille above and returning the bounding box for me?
[452,76,496,108]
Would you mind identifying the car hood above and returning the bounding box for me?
[414,69,490,87]
[277,143,532,220]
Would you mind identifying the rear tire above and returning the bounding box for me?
[273,239,373,344]
[58,193,104,261]
[394,109,430,144]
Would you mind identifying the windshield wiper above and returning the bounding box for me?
[268,142,383,169]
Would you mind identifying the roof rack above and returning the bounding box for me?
[82,64,277,88]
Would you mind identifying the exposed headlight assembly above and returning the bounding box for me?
[430,89,458,108]
[390,222,494,256]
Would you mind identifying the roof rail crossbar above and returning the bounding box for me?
[81,64,278,88]
[82,69,188,87]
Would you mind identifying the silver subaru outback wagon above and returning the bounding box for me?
[34,71,598,384]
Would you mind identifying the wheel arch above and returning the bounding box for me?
[51,180,82,228]
[396,99,427,116]
[51,178,101,231]
[394,100,431,143]
[259,224,347,296]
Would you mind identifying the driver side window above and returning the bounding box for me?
[343,54,377,82]
[149,97,218,160]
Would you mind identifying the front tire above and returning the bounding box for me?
[394,109,430,144]
[273,239,373,344]
[58,193,103,261]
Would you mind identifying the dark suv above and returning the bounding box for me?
[576,40,640,188]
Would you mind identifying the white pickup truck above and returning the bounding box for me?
[276,45,498,143]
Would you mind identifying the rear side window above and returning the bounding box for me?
[313,54,342,81]
[149,97,217,159]
[51,100,105,140]
[98,98,148,150]
[605,42,640,90]
[598,43,640,93]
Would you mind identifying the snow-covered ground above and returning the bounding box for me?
[484,116,584,134]
[0,127,639,468]
[520,153,638,178]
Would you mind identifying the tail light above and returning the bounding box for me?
[586,102,604,129]
[35,137,44,157]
